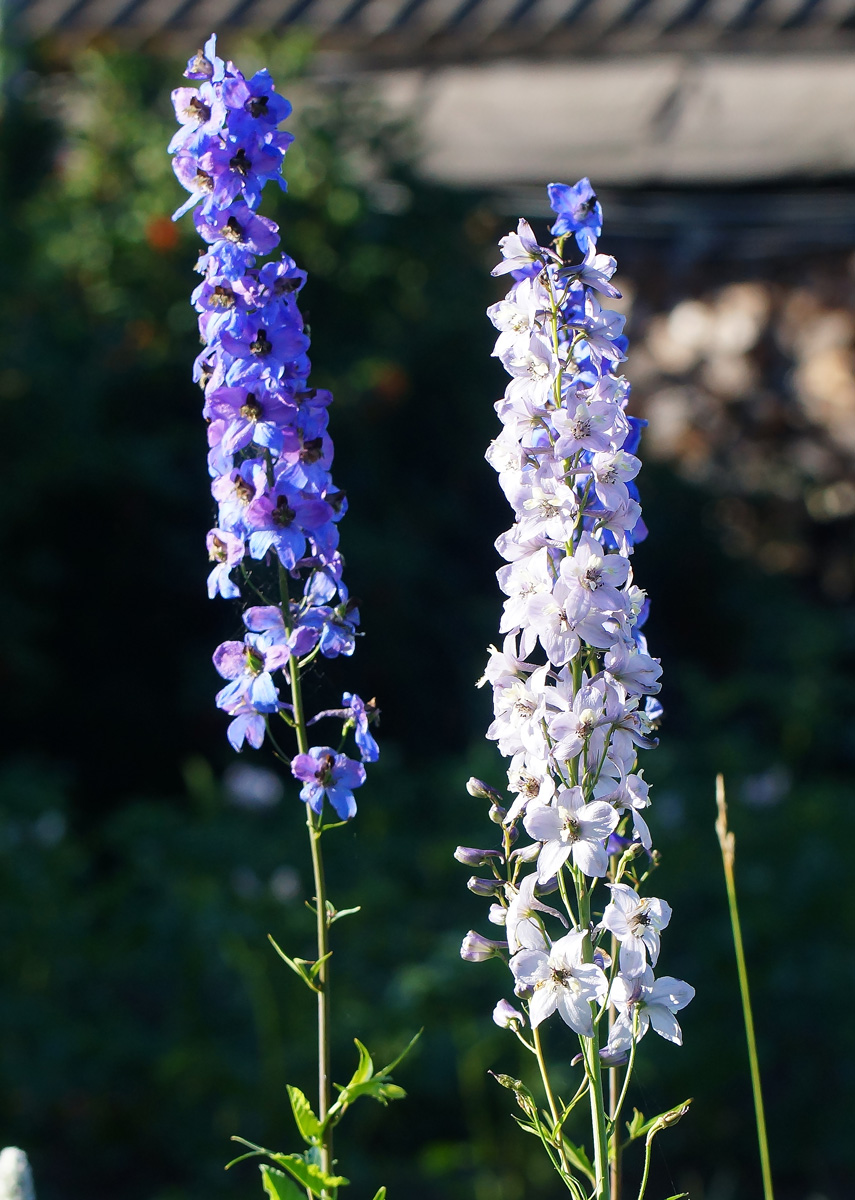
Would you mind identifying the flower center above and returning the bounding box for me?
[223,217,244,243]
[272,496,296,527]
[229,148,251,177]
[210,285,235,309]
[250,330,272,356]
[240,393,263,421]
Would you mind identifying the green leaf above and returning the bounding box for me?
[378,1028,422,1076]
[269,1153,349,1196]
[267,936,321,993]
[559,1138,595,1185]
[370,1190,386,1200]
[329,905,362,924]
[226,1135,268,1170]
[287,1085,322,1144]
[663,1194,689,1199]
[350,1039,375,1086]
[309,951,333,979]
[260,1165,307,1200]
[625,1108,647,1142]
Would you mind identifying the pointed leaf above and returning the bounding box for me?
[287,1085,322,1144]
[625,1108,646,1142]
[269,1153,349,1196]
[378,1028,423,1076]
[268,936,320,993]
[260,1165,307,1200]
[350,1039,374,1085]
[370,1190,386,1200]
[559,1137,595,1184]
[226,1135,269,1170]
[329,905,362,924]
[309,951,333,979]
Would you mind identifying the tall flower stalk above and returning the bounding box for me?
[459,181,694,1200]
[170,35,413,1200]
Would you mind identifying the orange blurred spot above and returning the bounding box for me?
[146,215,180,253]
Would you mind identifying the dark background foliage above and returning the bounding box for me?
[0,37,853,1200]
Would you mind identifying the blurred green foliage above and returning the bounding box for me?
[0,36,853,1200]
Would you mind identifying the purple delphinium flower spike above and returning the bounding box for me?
[171,35,378,819]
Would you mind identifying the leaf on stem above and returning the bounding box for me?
[260,1165,307,1200]
[370,1190,387,1200]
[287,1085,322,1145]
[326,1032,422,1125]
[267,935,324,993]
[328,905,362,924]
[269,1153,349,1195]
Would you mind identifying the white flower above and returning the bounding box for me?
[511,930,607,1034]
[523,787,618,881]
[608,968,694,1049]
[505,873,567,953]
[600,883,671,977]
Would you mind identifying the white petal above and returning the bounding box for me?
[647,1004,682,1044]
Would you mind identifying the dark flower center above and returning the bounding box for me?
[247,95,269,118]
[211,285,235,309]
[195,169,214,193]
[300,437,324,464]
[250,330,272,356]
[272,496,296,527]
[234,478,254,504]
[229,148,251,177]
[223,217,244,243]
[315,752,336,784]
[240,393,263,421]
[209,534,227,562]
[188,95,211,123]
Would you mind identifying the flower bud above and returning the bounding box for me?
[454,846,503,867]
[460,931,507,962]
[488,802,507,824]
[510,842,540,864]
[493,999,526,1030]
[467,876,503,897]
[488,902,507,926]
[466,777,503,803]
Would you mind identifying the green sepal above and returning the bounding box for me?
[287,1085,322,1145]
[260,1165,307,1200]
[268,1152,349,1196]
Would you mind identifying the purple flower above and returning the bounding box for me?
[291,746,366,820]
[173,37,378,776]
[206,528,244,598]
[342,692,379,763]
[547,178,603,250]
[213,634,290,712]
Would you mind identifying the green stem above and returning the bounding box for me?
[635,1134,652,1200]
[577,878,610,1200]
[279,567,334,1193]
[533,1022,569,1176]
[715,775,775,1200]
